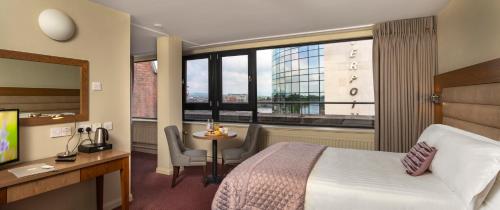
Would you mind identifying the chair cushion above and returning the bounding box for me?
[222,148,245,161]
[184,149,207,163]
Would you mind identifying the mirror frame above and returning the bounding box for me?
[0,49,89,126]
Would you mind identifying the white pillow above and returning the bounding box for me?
[480,173,500,210]
[418,124,500,210]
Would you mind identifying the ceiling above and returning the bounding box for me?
[91,0,449,55]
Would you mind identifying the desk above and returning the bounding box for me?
[0,150,130,210]
[193,131,237,184]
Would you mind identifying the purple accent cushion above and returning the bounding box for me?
[402,142,437,176]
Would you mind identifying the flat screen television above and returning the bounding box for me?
[0,109,19,166]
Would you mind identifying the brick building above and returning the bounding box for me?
[132,61,157,118]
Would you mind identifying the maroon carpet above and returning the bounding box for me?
[120,152,219,210]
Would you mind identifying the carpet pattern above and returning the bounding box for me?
[119,152,220,210]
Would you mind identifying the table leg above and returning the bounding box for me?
[205,139,222,184]
[212,139,217,179]
[96,176,103,210]
[120,157,130,210]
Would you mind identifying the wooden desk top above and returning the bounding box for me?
[192,131,237,141]
[0,150,129,188]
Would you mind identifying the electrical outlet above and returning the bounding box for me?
[103,121,113,130]
[92,122,102,132]
[79,123,91,130]
[61,127,72,136]
[50,127,62,138]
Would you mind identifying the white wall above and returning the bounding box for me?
[0,0,131,209]
[437,0,500,73]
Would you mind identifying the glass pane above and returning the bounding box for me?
[186,58,209,103]
[292,60,299,70]
[132,60,157,119]
[309,56,319,68]
[257,50,273,103]
[184,110,212,121]
[299,58,308,69]
[219,111,252,123]
[309,81,319,92]
[222,55,249,103]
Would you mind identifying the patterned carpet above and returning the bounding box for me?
[116,152,219,210]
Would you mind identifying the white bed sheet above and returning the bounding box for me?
[305,147,466,210]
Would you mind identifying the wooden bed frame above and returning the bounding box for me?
[434,58,500,140]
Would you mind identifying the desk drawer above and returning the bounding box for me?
[7,171,80,203]
[80,158,123,181]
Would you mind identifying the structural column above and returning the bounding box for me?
[156,36,183,175]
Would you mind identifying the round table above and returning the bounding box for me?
[193,131,237,184]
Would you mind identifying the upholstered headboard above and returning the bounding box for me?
[434,59,500,140]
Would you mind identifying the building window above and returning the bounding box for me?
[132,60,157,119]
[183,38,374,128]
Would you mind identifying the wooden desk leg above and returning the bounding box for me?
[120,157,130,210]
[0,188,6,205]
[96,176,104,210]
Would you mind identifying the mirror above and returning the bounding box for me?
[0,49,88,126]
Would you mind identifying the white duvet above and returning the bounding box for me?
[305,147,466,210]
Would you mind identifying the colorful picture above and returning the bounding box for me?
[0,110,18,164]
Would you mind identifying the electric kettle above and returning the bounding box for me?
[95,127,109,145]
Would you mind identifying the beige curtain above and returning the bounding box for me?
[373,16,437,153]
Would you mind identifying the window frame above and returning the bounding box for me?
[182,36,375,128]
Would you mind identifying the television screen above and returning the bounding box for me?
[0,109,19,166]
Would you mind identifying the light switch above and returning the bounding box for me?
[103,121,113,130]
[92,82,103,91]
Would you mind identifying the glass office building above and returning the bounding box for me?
[271,45,325,115]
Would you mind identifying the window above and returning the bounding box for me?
[221,55,249,103]
[132,60,157,119]
[186,58,209,103]
[183,55,212,121]
[183,38,374,128]
[183,52,254,123]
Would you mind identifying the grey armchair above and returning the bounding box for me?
[164,125,207,187]
[221,124,262,172]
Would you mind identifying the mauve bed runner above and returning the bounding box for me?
[212,142,326,210]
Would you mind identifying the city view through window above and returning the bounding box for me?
[184,39,375,127]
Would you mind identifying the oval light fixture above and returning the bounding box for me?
[38,9,75,41]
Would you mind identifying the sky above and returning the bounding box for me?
[222,55,248,95]
[186,58,209,95]
[186,52,274,97]
[256,49,273,97]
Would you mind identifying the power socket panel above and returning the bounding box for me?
[50,127,62,138]
[79,123,92,130]
[61,127,72,136]
[92,122,102,132]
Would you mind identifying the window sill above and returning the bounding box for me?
[132,118,158,122]
[183,121,374,133]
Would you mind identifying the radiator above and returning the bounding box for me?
[132,120,157,154]
[183,123,374,160]
[258,126,374,150]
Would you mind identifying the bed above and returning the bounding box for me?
[306,146,465,210]
[212,58,500,210]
